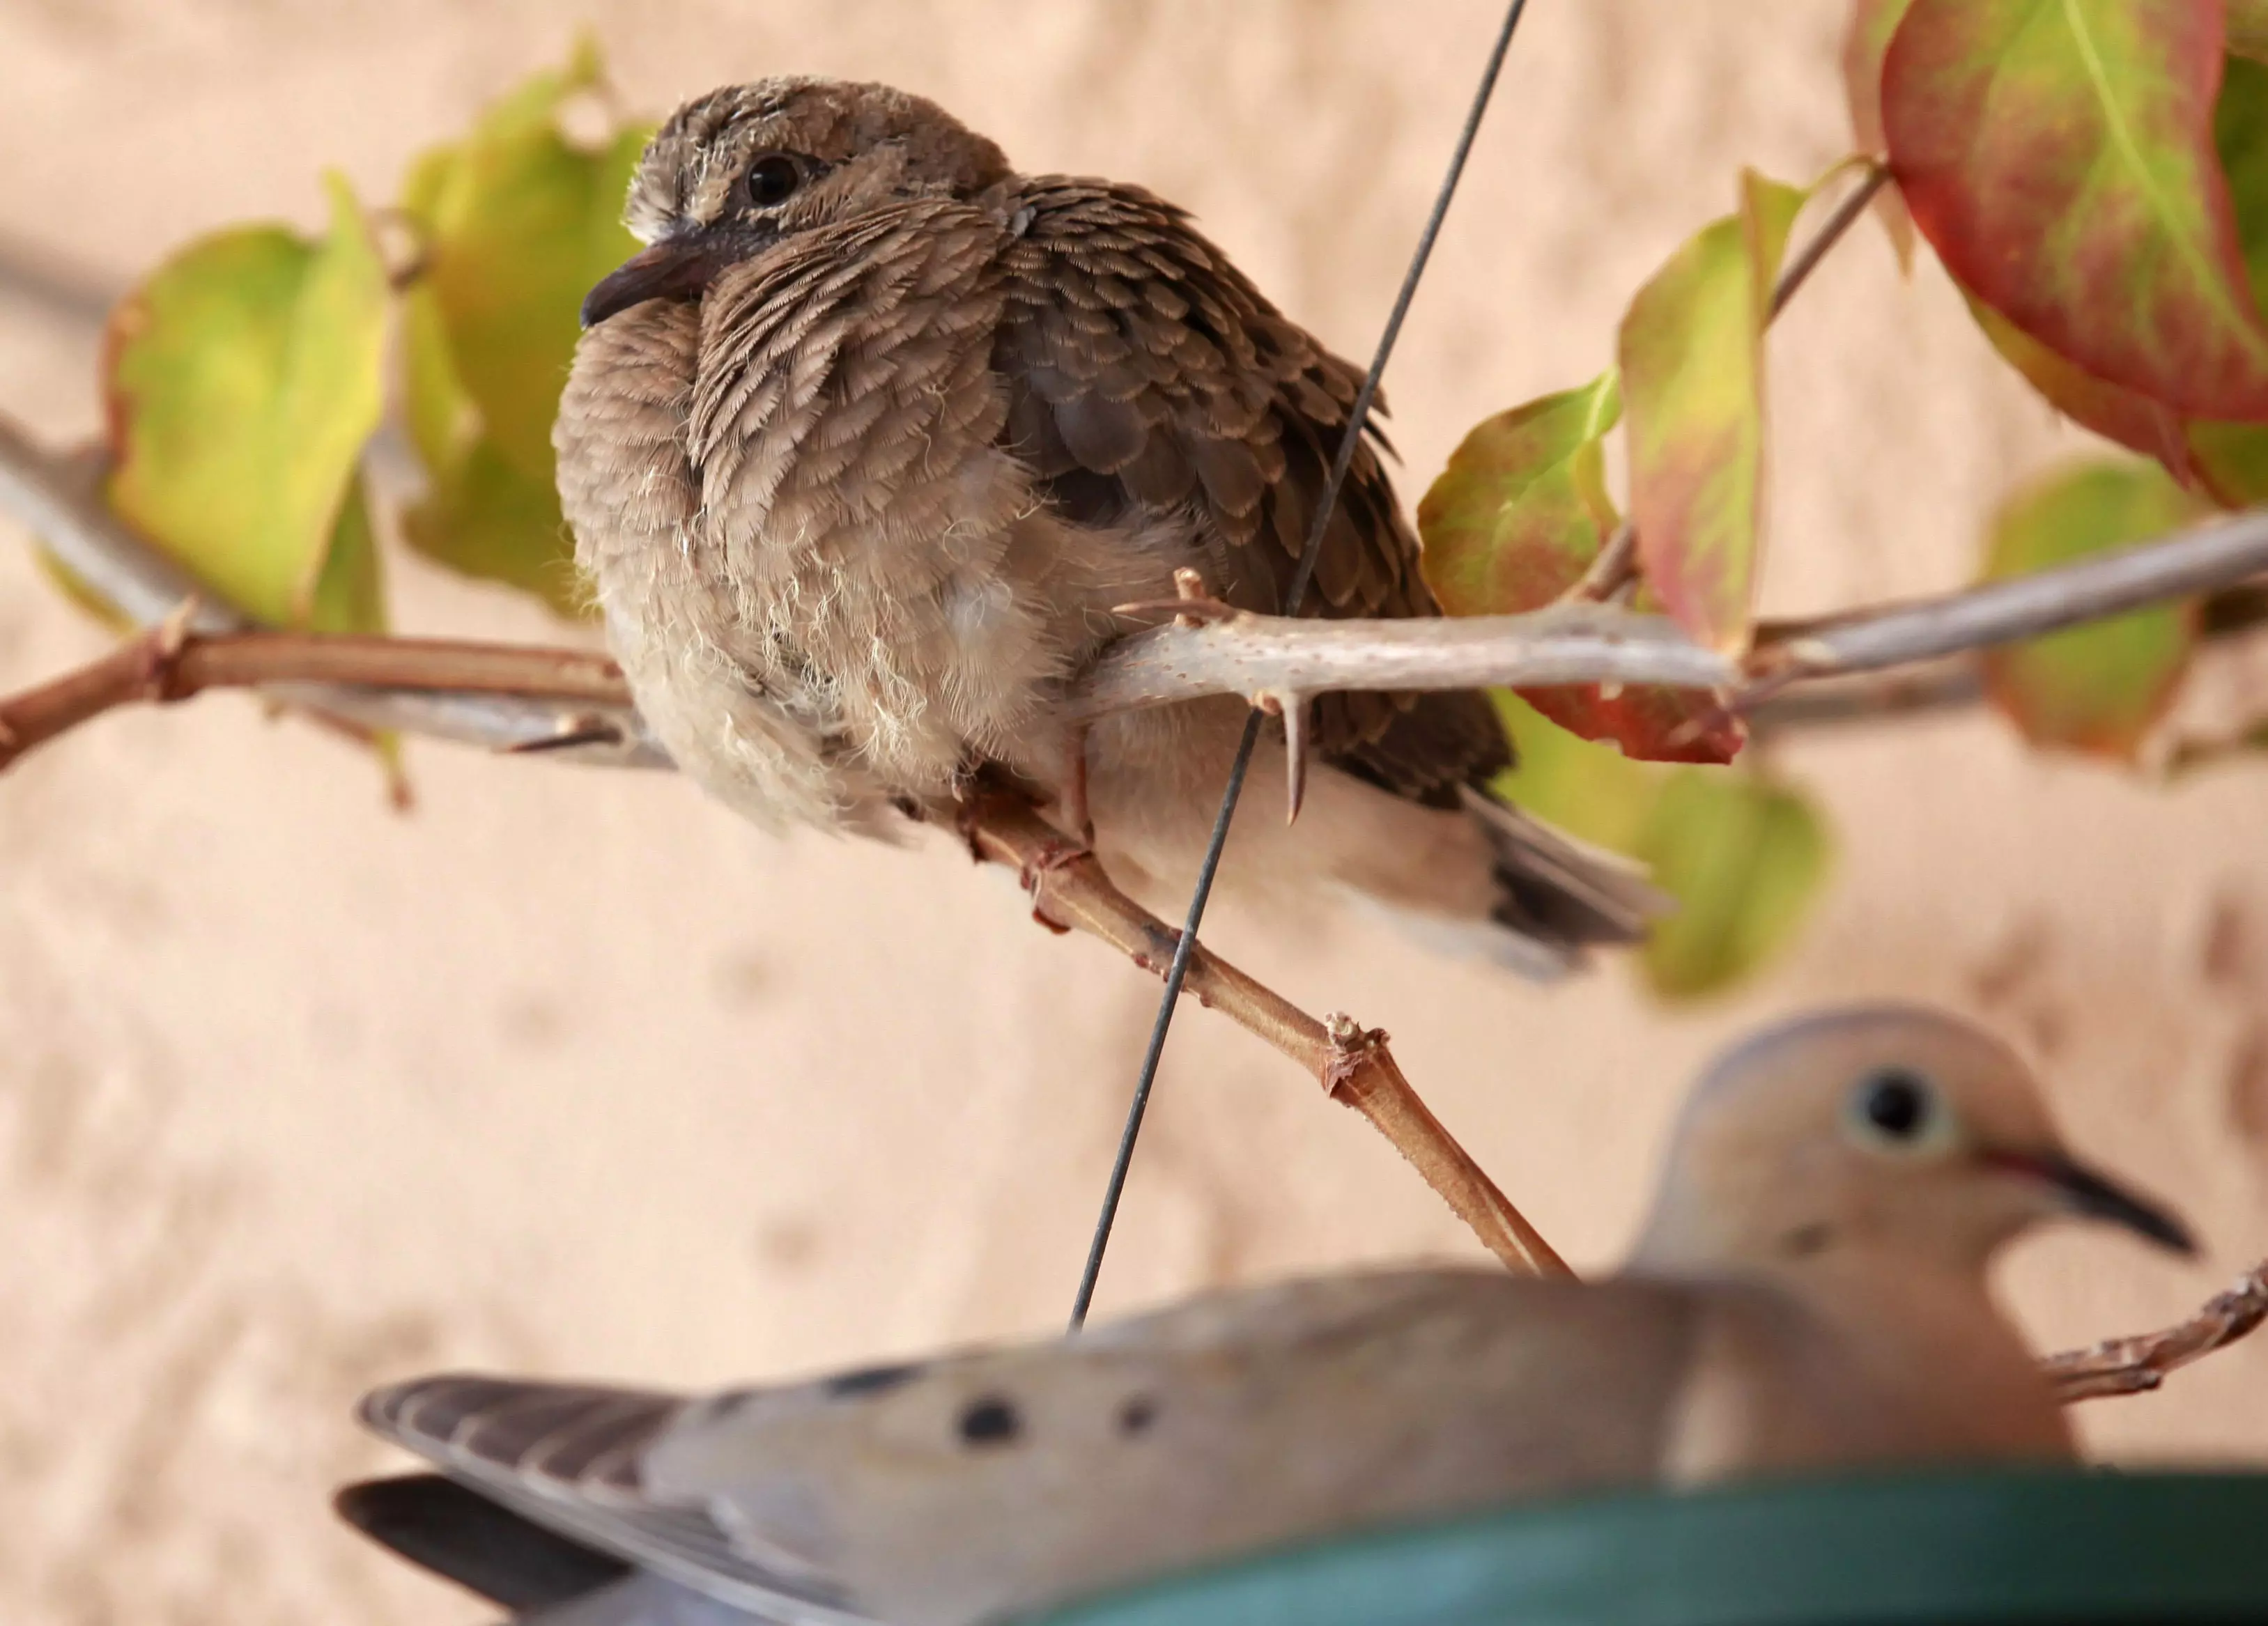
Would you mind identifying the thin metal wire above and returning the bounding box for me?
[1067,0,1534,1331]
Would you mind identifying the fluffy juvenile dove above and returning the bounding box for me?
[340,1005,2191,1626]
[555,77,1658,979]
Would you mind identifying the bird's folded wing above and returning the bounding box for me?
[996,177,1511,803]
[359,1375,879,1626]
[638,1270,1702,1624]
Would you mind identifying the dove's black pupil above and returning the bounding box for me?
[747,157,801,207]
[1862,1071,1929,1138]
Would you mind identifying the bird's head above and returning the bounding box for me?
[1629,1005,2193,1279]
[581,77,1011,330]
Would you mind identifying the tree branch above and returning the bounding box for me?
[10,408,2268,767]
[956,789,1570,1278]
[0,412,666,762]
[2042,1260,2268,1403]
[1074,506,2268,717]
[0,617,648,771]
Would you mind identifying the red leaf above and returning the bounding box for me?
[1885,0,2268,420]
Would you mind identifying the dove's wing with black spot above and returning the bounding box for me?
[547,1272,1701,1626]
[993,178,1511,810]
[356,1375,881,1626]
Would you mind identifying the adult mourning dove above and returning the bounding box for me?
[553,77,1658,980]
[339,1006,2193,1626]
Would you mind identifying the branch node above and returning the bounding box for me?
[1320,1010,1385,1101]
[1111,567,1242,628]
[1009,828,1095,936]
[140,598,200,704]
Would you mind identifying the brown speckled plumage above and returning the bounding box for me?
[556,77,1656,973]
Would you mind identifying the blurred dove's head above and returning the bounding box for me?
[583,77,1011,329]
[1630,1005,2193,1279]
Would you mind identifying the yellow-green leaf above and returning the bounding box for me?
[1633,771,1830,1000]
[1981,460,2205,759]
[1420,372,1623,618]
[101,173,388,632]
[1619,170,1805,653]
[401,39,651,613]
[1490,692,1827,1000]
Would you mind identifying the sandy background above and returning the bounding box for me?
[3,2,2268,1621]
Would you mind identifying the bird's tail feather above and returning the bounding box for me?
[1460,787,1671,968]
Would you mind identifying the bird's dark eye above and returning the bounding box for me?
[1857,1069,1932,1141]
[746,156,802,208]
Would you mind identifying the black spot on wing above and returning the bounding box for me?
[1117,1395,1158,1436]
[957,1395,1021,1446]
[822,1361,928,1399]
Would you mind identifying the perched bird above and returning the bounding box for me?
[555,77,1658,978]
[340,1006,2192,1626]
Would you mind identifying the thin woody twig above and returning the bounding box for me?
[0,412,665,762]
[957,789,1570,1278]
[1555,520,1638,606]
[1768,160,1892,321]
[0,619,647,773]
[2042,1259,2268,1403]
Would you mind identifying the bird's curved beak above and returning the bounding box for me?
[580,234,737,330]
[1983,1147,2197,1254]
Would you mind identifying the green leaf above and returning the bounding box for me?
[399,39,651,613]
[100,172,387,633]
[1842,0,1921,266]
[1981,458,2205,759]
[1633,770,1831,1001]
[1619,169,1805,653]
[1490,693,1828,1000]
[1417,373,1743,764]
[1884,0,2268,421]
[1420,373,1623,617]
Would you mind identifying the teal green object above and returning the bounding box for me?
[1031,1470,2268,1625]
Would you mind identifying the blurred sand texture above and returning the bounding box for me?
[4,3,2268,1621]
